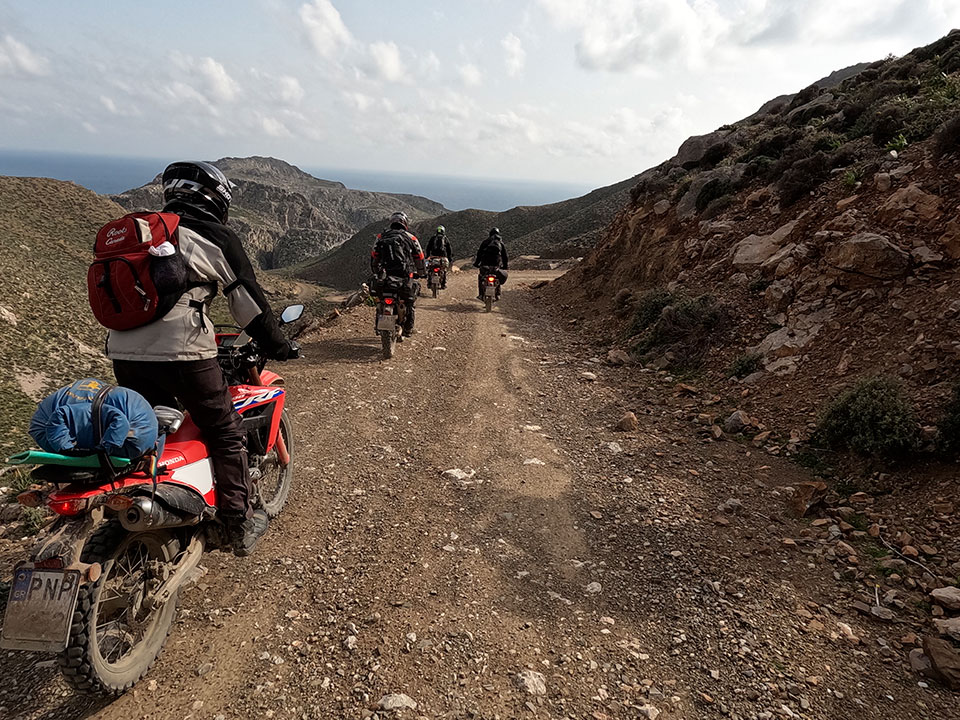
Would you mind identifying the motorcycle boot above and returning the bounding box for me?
[224,509,269,557]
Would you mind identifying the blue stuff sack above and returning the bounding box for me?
[29,378,158,460]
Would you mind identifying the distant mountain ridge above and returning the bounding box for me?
[294,172,641,290]
[111,156,446,270]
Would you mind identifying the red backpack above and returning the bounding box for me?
[87,212,188,331]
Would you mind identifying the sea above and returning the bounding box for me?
[0,149,594,212]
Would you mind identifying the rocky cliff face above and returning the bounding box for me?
[112,156,446,270]
[547,30,960,435]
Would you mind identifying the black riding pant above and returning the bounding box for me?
[403,282,418,332]
[112,358,251,519]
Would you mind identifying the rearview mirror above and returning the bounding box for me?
[280,304,304,324]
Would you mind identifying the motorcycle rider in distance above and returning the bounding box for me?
[370,211,426,338]
[425,225,453,289]
[474,227,509,300]
[106,160,298,557]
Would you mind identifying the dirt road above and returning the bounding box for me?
[2,271,957,719]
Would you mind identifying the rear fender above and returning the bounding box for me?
[29,507,103,567]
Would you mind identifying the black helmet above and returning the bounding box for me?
[162,160,235,223]
[489,227,500,236]
[390,211,409,230]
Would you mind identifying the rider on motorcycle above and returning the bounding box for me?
[474,227,509,299]
[370,211,425,337]
[106,160,297,556]
[425,225,453,289]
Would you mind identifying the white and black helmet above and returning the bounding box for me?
[162,160,235,223]
[389,211,410,230]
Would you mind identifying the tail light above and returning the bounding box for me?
[384,297,394,305]
[48,498,87,516]
[33,558,65,570]
[487,276,496,282]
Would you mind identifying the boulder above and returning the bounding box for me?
[724,410,752,434]
[879,183,942,225]
[515,670,547,696]
[675,130,731,168]
[824,233,910,288]
[923,637,960,690]
[912,245,944,264]
[931,587,960,611]
[785,93,836,124]
[875,173,892,192]
[935,617,960,641]
[653,199,671,215]
[616,412,639,432]
[940,219,960,259]
[764,279,795,314]
[676,164,746,220]
[378,694,418,712]
[733,220,798,271]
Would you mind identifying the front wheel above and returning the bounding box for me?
[259,409,293,518]
[58,522,180,695]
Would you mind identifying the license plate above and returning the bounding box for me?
[377,313,396,332]
[1,568,81,652]
[484,286,496,297]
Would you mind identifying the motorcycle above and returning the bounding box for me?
[374,276,407,359]
[0,304,304,695]
[479,267,502,313]
[426,257,447,298]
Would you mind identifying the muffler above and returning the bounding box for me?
[119,497,198,532]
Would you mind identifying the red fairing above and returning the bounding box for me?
[230,384,286,453]
[160,419,209,470]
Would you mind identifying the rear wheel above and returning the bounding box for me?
[259,409,293,518]
[432,286,438,298]
[484,297,493,313]
[58,522,180,695]
[381,330,395,359]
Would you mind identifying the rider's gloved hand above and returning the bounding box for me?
[268,340,300,361]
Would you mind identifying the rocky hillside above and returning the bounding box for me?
[112,156,446,270]
[0,177,118,454]
[293,173,639,290]
[546,29,960,437]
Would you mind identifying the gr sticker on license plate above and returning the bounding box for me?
[0,568,81,652]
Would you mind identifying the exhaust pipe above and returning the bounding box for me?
[119,497,198,532]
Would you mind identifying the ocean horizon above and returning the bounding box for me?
[0,149,595,212]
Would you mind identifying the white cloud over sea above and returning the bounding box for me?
[0,1,958,185]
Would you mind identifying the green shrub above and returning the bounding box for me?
[816,376,918,459]
[933,114,960,158]
[629,288,675,336]
[728,352,763,379]
[937,382,960,455]
[695,178,733,213]
[885,133,909,151]
[637,294,729,367]
[778,152,830,206]
[841,168,863,190]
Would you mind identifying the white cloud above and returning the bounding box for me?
[261,116,291,137]
[99,95,118,114]
[458,63,483,87]
[536,0,960,74]
[344,90,374,112]
[198,57,239,102]
[368,41,406,82]
[278,75,305,105]
[502,33,526,76]
[0,34,50,76]
[300,0,354,57]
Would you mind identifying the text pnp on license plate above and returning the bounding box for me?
[0,568,81,652]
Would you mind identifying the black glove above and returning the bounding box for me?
[268,340,300,361]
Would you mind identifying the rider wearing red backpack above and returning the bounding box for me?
[370,211,425,337]
[101,161,297,556]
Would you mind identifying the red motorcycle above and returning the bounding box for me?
[0,304,304,695]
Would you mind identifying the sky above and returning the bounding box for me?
[1,0,959,187]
